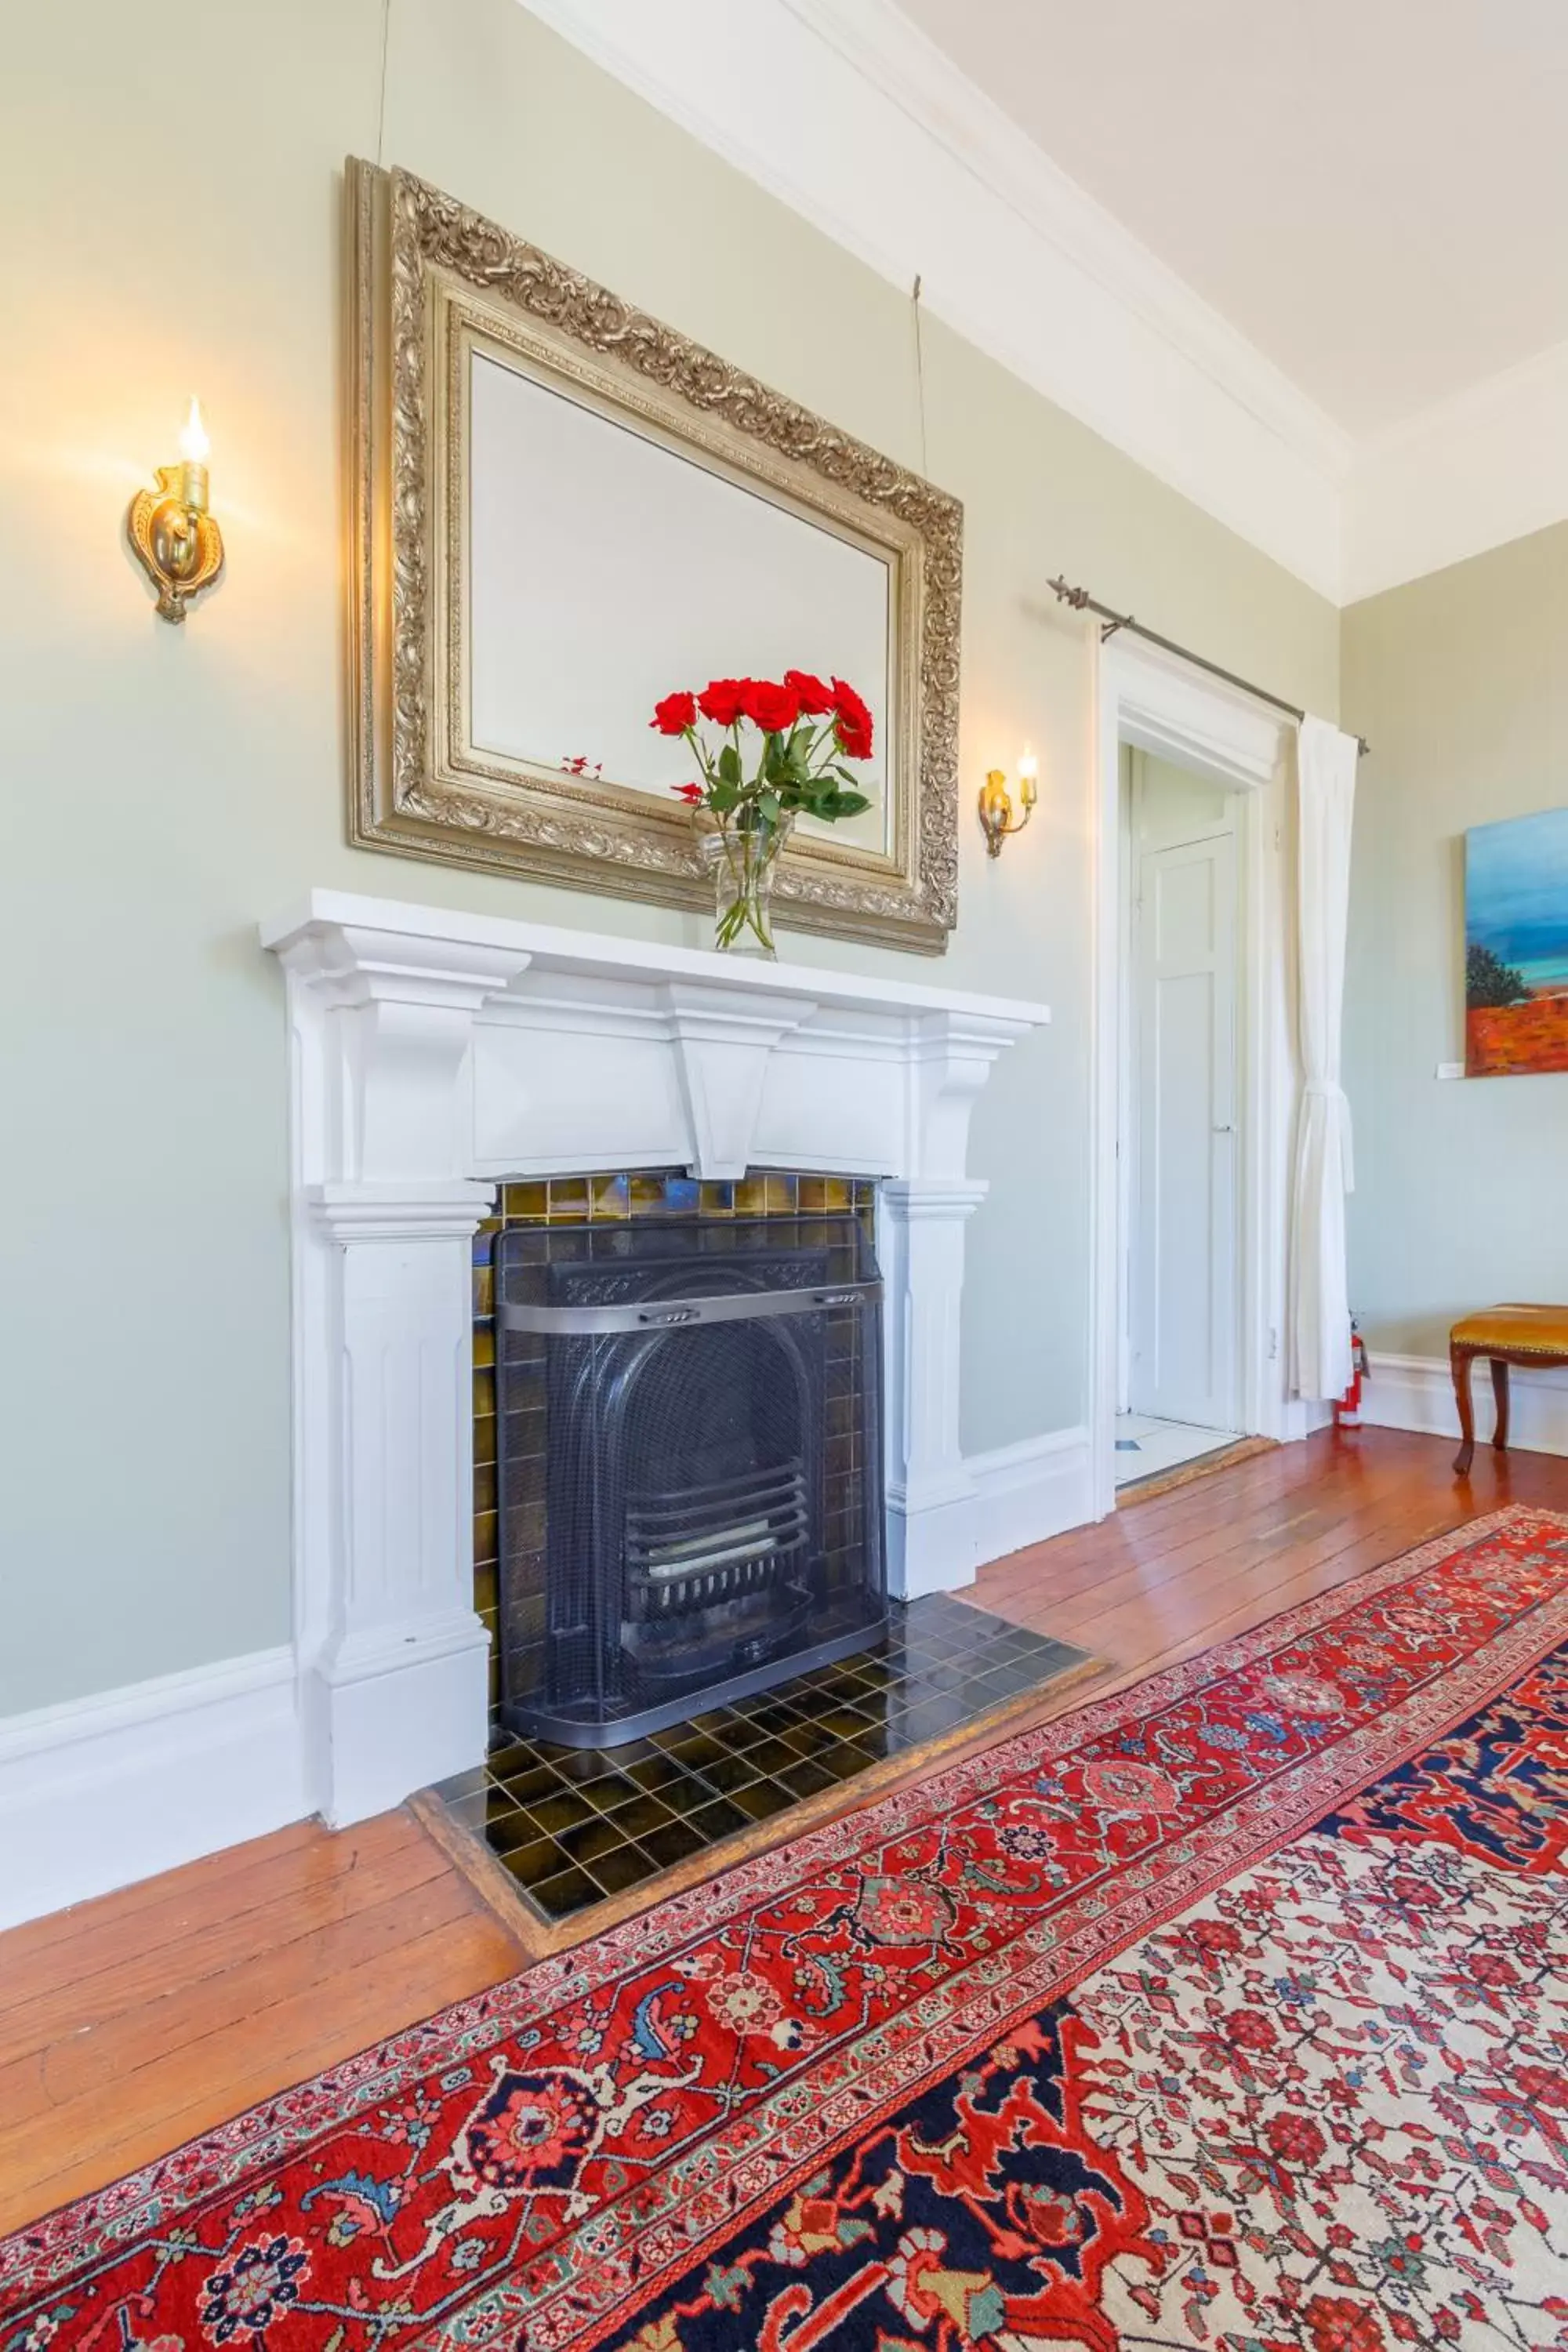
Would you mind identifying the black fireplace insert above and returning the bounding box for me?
[495,1209,886,1747]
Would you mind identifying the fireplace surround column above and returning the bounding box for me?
[879,1177,989,1594]
[271,914,532,1824]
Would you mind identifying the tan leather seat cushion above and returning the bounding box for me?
[1450,1303,1568,1354]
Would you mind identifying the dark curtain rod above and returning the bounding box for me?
[1047,577,1370,758]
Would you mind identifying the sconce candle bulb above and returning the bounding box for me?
[127,396,224,622]
[978,748,1039,858]
[177,396,210,512]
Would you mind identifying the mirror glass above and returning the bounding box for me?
[466,351,893,855]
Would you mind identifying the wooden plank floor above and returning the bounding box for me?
[0,1809,526,2235]
[2,1425,1563,2238]
[970,1424,1568,1693]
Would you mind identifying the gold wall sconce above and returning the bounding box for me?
[978,749,1037,857]
[127,398,224,622]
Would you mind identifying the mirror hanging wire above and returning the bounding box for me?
[911,273,929,481]
[375,0,392,169]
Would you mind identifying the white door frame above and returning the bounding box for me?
[1090,633,1310,1519]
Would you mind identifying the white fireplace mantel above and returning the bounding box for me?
[263,889,1049,1825]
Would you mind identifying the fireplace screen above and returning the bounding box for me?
[495,1210,885,1746]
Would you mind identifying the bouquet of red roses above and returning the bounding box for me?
[650,672,876,952]
[651,671,874,824]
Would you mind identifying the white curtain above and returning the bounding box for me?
[1290,714,1359,1399]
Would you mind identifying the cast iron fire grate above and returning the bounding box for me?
[496,1210,886,1748]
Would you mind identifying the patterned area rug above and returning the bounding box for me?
[5,1504,1568,2352]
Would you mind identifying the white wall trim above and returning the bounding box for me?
[965,1427,1093,1580]
[895,1426,1091,1599]
[1344,340,1568,604]
[1363,1350,1568,1459]
[0,1649,309,1931]
[518,0,1346,599]
[1113,636,1289,794]
[520,0,1568,607]
[777,0,1348,483]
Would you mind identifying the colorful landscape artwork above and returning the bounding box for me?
[1465,804,1568,1075]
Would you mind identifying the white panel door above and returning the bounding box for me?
[1131,829,1238,1427]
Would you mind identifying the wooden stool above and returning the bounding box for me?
[1449,1304,1568,1474]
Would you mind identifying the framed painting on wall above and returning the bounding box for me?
[1465,805,1568,1075]
[344,160,962,953]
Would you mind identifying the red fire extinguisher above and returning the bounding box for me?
[1334,1316,1370,1428]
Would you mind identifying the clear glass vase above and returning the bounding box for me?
[693,809,794,957]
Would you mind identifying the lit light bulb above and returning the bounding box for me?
[1018,746,1038,807]
[179,397,210,465]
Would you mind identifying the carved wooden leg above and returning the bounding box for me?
[1451,1344,1476,1475]
[1491,1355,1511,1456]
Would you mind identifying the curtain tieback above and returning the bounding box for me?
[1302,1078,1353,1187]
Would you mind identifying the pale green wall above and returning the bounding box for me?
[0,0,1338,1715]
[1341,522,1568,1356]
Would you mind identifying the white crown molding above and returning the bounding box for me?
[779,0,1351,486]
[1342,340,1568,604]
[518,0,1347,600]
[519,0,1568,609]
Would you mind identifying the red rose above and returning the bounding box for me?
[650,691,696,736]
[698,677,750,728]
[670,782,705,804]
[741,677,802,735]
[831,677,874,760]
[783,669,834,715]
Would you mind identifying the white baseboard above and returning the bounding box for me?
[303,1617,491,1829]
[966,1426,1094,1566]
[0,1648,310,1931]
[1363,1350,1568,1458]
[0,1428,1098,1926]
[894,1426,1093,1599]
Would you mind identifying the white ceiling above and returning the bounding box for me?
[894,0,1568,436]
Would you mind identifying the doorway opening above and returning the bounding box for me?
[1116,749,1242,1490]
[1090,631,1312,1522]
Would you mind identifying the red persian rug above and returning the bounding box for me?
[5,1505,1568,2352]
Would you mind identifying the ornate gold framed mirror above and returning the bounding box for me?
[346,162,962,953]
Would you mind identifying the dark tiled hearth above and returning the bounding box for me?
[434,1593,1087,1924]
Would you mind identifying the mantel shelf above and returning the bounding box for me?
[261,888,1051,1031]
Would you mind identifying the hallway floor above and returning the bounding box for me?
[1113,1409,1239,1487]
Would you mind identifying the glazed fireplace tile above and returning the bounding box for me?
[433,1592,1087,1922]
